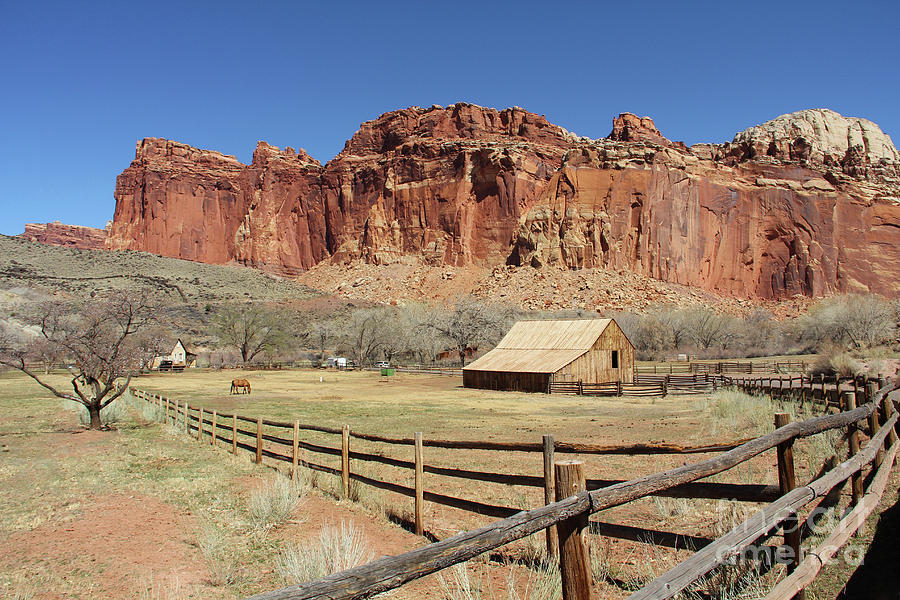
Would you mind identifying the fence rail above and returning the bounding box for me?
[636,360,807,375]
[550,374,718,397]
[130,386,770,547]
[230,381,899,600]
[128,379,898,600]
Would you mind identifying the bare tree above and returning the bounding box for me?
[423,296,510,366]
[799,294,897,350]
[309,320,337,362]
[652,308,691,350]
[0,291,160,429]
[684,307,736,350]
[338,308,386,366]
[213,303,293,365]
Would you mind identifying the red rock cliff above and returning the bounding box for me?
[19,222,108,250]
[107,105,900,298]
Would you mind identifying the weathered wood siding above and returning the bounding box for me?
[551,321,634,383]
[463,370,550,393]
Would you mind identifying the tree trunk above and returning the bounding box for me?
[459,348,467,367]
[88,402,102,429]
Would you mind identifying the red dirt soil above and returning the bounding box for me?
[0,493,206,599]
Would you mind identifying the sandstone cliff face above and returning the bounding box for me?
[19,222,108,250]
[108,104,573,273]
[107,105,900,299]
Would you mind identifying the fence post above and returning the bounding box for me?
[342,425,350,497]
[822,375,828,406]
[775,413,804,599]
[844,391,863,507]
[174,400,179,428]
[415,432,424,536]
[869,406,884,471]
[184,404,190,434]
[555,460,590,600]
[578,380,583,396]
[882,396,899,448]
[543,434,558,559]
[197,407,204,441]
[617,380,623,397]
[866,382,879,408]
[232,414,238,455]
[211,410,217,446]
[256,416,263,465]
[164,397,169,424]
[291,420,300,480]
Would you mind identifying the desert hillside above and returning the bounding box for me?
[0,234,320,304]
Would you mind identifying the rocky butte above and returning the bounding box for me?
[19,222,108,251]
[106,104,900,299]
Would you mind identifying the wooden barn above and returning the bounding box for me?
[462,319,634,393]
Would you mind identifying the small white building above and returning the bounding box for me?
[152,339,197,370]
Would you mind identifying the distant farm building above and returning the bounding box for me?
[151,339,197,371]
[462,319,634,393]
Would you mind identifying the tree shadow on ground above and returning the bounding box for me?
[838,485,900,600]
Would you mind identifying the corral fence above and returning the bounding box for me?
[234,380,898,600]
[550,373,720,397]
[637,360,807,375]
[366,365,464,377]
[129,387,762,531]
[129,379,900,600]
[550,371,888,401]
[725,374,891,412]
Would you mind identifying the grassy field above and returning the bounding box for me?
[2,368,893,599]
[0,371,433,600]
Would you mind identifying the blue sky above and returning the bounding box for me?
[1,0,898,235]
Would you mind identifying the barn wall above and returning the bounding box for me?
[463,370,550,393]
[552,322,634,383]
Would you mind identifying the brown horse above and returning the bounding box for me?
[230,378,251,394]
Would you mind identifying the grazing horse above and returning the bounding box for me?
[230,378,251,395]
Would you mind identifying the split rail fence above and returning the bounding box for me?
[636,360,807,375]
[230,380,899,600]
[130,387,769,536]
[550,373,721,397]
[724,374,890,412]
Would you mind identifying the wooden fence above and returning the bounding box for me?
[637,360,807,375]
[130,388,775,541]
[231,381,899,600]
[370,365,464,376]
[550,373,720,397]
[724,374,889,411]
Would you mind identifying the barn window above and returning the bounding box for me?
[611,350,619,369]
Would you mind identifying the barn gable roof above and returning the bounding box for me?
[463,319,615,373]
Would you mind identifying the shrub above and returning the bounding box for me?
[696,390,776,436]
[68,397,128,427]
[249,473,307,529]
[276,521,374,584]
[197,521,238,586]
[810,344,860,378]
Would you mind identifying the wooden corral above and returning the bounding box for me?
[463,319,634,392]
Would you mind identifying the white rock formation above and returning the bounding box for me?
[733,108,898,165]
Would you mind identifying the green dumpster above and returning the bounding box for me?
[380,368,395,376]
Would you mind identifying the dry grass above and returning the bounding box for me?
[0,371,305,599]
[2,366,875,599]
[249,473,308,530]
[275,521,374,585]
